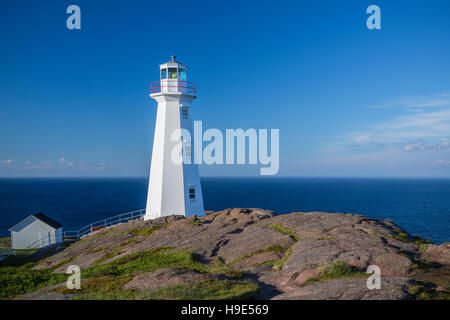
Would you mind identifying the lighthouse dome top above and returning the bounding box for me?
[158,55,189,82]
[160,55,187,69]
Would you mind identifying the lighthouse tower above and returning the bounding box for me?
[144,56,204,220]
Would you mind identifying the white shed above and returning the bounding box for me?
[9,213,63,249]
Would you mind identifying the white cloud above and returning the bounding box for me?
[403,140,450,152]
[369,92,450,111]
[347,92,450,151]
[435,159,450,166]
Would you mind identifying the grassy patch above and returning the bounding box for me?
[93,246,126,266]
[411,258,434,272]
[58,278,258,300]
[399,250,434,273]
[214,256,225,266]
[253,260,277,267]
[143,280,259,300]
[0,237,11,249]
[56,276,135,300]
[1,247,245,300]
[129,225,163,237]
[265,225,299,270]
[51,257,75,270]
[0,257,66,299]
[417,243,428,253]
[387,230,432,246]
[268,224,299,241]
[304,261,367,285]
[57,248,246,300]
[89,247,108,254]
[272,246,293,271]
[189,220,202,227]
[231,245,283,264]
[408,284,450,300]
[85,248,242,279]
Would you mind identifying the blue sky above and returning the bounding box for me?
[1,0,450,177]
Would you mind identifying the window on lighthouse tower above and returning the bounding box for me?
[189,187,196,200]
[181,108,188,119]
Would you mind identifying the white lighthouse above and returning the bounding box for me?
[144,56,205,220]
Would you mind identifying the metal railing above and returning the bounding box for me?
[151,80,196,96]
[63,208,145,240]
[25,234,61,249]
[0,248,16,256]
[24,208,146,250]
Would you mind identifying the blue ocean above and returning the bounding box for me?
[0,178,448,244]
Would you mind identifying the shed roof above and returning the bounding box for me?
[9,213,62,231]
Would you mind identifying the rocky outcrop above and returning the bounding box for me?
[29,208,449,300]
[271,277,414,300]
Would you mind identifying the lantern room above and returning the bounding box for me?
[160,55,187,80]
[150,56,196,96]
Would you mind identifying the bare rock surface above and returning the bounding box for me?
[271,277,414,300]
[29,208,449,300]
[421,243,450,265]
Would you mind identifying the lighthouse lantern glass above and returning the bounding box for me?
[179,69,186,80]
[168,68,177,79]
[161,68,167,79]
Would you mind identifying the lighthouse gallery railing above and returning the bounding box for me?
[150,80,196,96]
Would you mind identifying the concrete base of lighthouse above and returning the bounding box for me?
[144,92,204,221]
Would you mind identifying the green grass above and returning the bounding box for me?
[51,257,75,270]
[268,224,299,241]
[0,237,11,249]
[417,243,428,253]
[56,276,136,300]
[1,246,246,300]
[411,258,434,272]
[85,247,242,279]
[93,246,127,266]
[214,256,225,266]
[253,259,277,267]
[142,280,259,300]
[89,247,108,254]
[398,250,434,273]
[60,248,246,300]
[129,225,163,237]
[272,246,293,271]
[0,256,66,299]
[387,230,432,246]
[408,284,450,300]
[231,245,283,264]
[265,224,299,270]
[189,220,202,227]
[57,278,259,300]
[304,261,367,285]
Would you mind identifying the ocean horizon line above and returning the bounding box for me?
[1,176,450,180]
